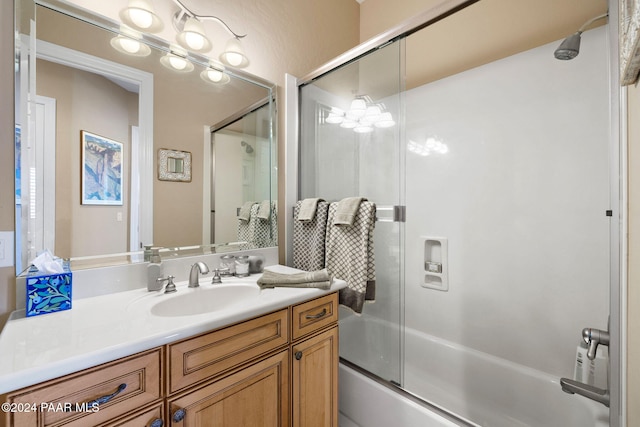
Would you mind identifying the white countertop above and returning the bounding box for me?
[0,266,345,394]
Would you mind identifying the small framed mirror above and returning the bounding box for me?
[158,149,192,182]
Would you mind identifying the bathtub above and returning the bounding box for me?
[338,316,609,427]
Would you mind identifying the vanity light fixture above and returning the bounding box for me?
[120,0,164,33]
[200,61,230,85]
[160,48,194,72]
[118,0,250,67]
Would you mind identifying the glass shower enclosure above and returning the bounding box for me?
[296,1,614,425]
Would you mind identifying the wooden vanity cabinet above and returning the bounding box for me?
[3,292,339,427]
[291,293,339,427]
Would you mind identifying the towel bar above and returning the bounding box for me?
[292,204,405,222]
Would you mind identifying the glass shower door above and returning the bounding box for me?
[299,40,405,384]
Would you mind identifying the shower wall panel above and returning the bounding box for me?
[404,26,610,384]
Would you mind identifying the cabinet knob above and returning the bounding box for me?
[173,408,186,422]
[295,351,303,360]
[150,419,164,427]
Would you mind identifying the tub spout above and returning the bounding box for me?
[560,377,609,407]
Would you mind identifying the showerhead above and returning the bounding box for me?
[241,140,254,154]
[554,32,582,60]
[553,12,608,60]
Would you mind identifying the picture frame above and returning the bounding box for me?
[158,148,192,182]
[621,0,640,85]
[81,130,123,205]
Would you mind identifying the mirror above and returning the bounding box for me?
[15,0,277,272]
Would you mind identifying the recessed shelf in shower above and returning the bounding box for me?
[421,236,448,291]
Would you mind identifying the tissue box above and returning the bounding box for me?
[25,266,72,317]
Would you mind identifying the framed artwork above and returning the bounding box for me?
[621,0,640,85]
[81,130,123,205]
[158,149,192,182]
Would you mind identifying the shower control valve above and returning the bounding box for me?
[582,327,609,361]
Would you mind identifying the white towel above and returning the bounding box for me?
[325,200,376,313]
[293,200,329,271]
[297,198,323,222]
[333,197,366,226]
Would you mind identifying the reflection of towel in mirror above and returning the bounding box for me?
[297,198,324,222]
[238,201,256,222]
[333,197,366,226]
[325,200,376,314]
[293,199,329,271]
[257,200,271,220]
[257,268,331,290]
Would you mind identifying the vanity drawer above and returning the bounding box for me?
[167,309,289,394]
[291,292,338,340]
[104,402,163,427]
[6,348,162,427]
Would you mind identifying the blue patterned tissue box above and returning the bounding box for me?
[25,266,72,317]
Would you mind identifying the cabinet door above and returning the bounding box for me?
[168,350,289,427]
[292,326,338,427]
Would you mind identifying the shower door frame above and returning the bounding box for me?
[284,0,626,425]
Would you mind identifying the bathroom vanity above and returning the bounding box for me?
[0,272,343,427]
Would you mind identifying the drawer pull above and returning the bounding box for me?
[295,351,303,360]
[150,419,164,427]
[65,383,127,411]
[305,308,327,319]
[173,408,186,422]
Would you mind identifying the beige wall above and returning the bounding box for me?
[37,60,135,258]
[627,83,640,426]
[0,1,16,328]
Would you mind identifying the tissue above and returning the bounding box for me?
[31,250,65,274]
[26,250,72,317]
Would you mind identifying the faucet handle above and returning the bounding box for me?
[211,268,229,284]
[582,327,609,360]
[157,275,177,294]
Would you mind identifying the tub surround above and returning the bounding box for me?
[0,262,345,394]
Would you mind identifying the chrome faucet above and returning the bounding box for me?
[559,325,611,407]
[188,262,210,287]
[582,327,609,360]
[560,378,609,407]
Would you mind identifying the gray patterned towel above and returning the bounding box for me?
[325,200,376,313]
[293,200,329,271]
[237,202,277,248]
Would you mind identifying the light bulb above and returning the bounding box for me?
[128,8,153,29]
[120,38,141,54]
[185,32,205,50]
[225,52,243,67]
[169,56,187,70]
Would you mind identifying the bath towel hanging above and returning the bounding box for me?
[325,199,376,313]
[293,199,329,271]
[297,197,323,222]
[333,196,365,226]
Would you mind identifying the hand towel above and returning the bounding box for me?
[257,200,271,220]
[333,197,366,226]
[257,268,332,290]
[297,198,324,222]
[238,201,256,222]
[293,199,329,271]
[325,200,376,313]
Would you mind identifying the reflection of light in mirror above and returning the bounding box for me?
[408,138,449,156]
[160,52,194,72]
[29,168,36,219]
[325,95,395,133]
[110,35,151,57]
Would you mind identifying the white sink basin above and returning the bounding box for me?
[150,284,260,317]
